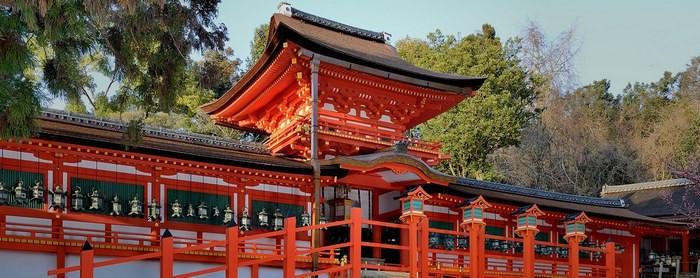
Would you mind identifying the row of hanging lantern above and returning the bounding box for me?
[236,206,313,232]
[428,233,469,250]
[0,180,45,206]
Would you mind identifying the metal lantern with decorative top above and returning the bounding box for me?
[147,199,161,222]
[71,187,85,211]
[300,209,311,227]
[197,201,209,219]
[223,206,234,224]
[110,194,122,216]
[458,195,492,229]
[273,208,284,230]
[49,185,66,210]
[0,182,11,205]
[30,180,44,202]
[88,188,103,211]
[186,203,195,217]
[257,207,269,228]
[398,186,432,224]
[240,207,251,231]
[128,195,142,216]
[562,211,591,242]
[212,206,220,217]
[513,204,544,236]
[170,200,182,218]
[14,180,27,205]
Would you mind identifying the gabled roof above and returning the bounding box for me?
[601,179,699,219]
[201,4,485,115]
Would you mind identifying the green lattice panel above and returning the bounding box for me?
[486,226,505,236]
[70,177,144,215]
[0,168,44,209]
[251,200,304,228]
[429,220,454,230]
[167,189,230,225]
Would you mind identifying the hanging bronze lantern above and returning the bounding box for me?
[197,201,209,219]
[49,185,66,210]
[186,203,195,217]
[0,182,11,205]
[109,194,122,216]
[300,209,311,227]
[128,195,142,216]
[170,199,183,218]
[30,180,44,202]
[88,188,103,211]
[14,180,27,205]
[273,208,284,231]
[257,207,269,228]
[212,206,220,217]
[71,187,85,211]
[147,199,161,222]
[240,207,251,231]
[222,205,234,224]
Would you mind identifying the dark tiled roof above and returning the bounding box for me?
[40,109,267,154]
[602,180,700,218]
[286,5,386,43]
[456,178,627,208]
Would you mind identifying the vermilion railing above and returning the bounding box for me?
[0,207,619,278]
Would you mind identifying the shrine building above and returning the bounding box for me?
[0,4,694,278]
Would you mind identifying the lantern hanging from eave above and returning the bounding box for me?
[257,207,269,228]
[512,204,544,237]
[71,186,85,211]
[0,182,12,205]
[109,194,122,216]
[30,180,44,202]
[197,201,209,219]
[49,185,66,210]
[170,199,182,218]
[240,207,251,231]
[223,205,234,224]
[562,211,591,242]
[300,209,311,227]
[273,208,284,230]
[147,199,161,222]
[14,180,27,205]
[398,186,432,224]
[458,195,492,230]
[88,188,103,211]
[128,195,142,216]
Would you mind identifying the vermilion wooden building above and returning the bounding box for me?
[0,4,693,278]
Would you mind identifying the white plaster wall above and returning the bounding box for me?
[0,250,54,278]
[378,191,400,214]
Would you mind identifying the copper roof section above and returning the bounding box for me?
[201,5,485,115]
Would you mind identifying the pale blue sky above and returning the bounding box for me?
[48,1,700,109]
[219,0,700,94]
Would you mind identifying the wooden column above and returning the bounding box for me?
[469,223,485,278]
[350,208,362,278]
[371,190,382,259]
[80,241,94,278]
[160,230,174,278]
[523,229,536,278]
[284,217,297,278]
[682,232,690,273]
[408,220,418,278]
[400,225,409,266]
[420,219,429,278]
[226,224,239,278]
[56,246,66,278]
[567,236,583,278]
[605,242,616,278]
[251,264,259,278]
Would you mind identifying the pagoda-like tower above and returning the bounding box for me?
[201,4,484,165]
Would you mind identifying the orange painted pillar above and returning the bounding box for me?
[568,236,581,278]
[682,232,690,273]
[284,217,297,278]
[408,220,418,278]
[350,208,362,278]
[401,225,409,266]
[80,241,94,278]
[226,224,239,278]
[251,264,259,278]
[0,214,5,237]
[160,229,174,278]
[56,247,66,278]
[419,220,429,278]
[469,223,485,278]
[523,230,536,278]
[605,242,616,278]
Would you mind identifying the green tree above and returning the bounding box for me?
[0,0,228,138]
[396,25,536,179]
[245,23,269,69]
